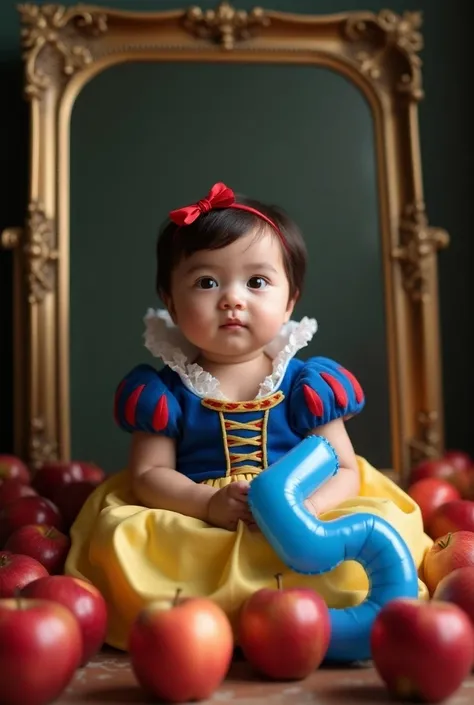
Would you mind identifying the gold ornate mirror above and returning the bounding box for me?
[1,2,449,485]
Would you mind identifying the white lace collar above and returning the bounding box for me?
[143,308,317,400]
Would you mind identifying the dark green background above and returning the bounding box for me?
[1,1,472,473]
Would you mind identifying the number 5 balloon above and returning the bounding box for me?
[248,434,419,662]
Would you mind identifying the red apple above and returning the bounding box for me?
[465,476,474,501]
[77,461,105,485]
[371,598,474,703]
[0,455,30,484]
[32,461,105,503]
[237,574,331,679]
[50,480,96,530]
[21,575,108,666]
[0,479,38,508]
[407,478,460,530]
[447,471,474,500]
[429,499,474,539]
[31,461,85,500]
[423,531,474,594]
[129,591,233,702]
[0,551,49,597]
[0,596,82,705]
[433,566,474,631]
[4,525,71,574]
[410,457,458,485]
[443,449,473,473]
[0,495,63,545]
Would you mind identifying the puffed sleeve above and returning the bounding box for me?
[113,363,182,437]
[289,357,365,435]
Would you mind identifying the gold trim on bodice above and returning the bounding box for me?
[201,391,284,413]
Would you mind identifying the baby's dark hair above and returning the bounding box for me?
[156,194,308,301]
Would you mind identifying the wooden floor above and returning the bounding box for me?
[58,648,474,704]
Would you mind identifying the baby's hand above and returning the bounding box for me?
[206,481,253,531]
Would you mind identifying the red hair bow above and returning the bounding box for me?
[169,182,235,226]
[168,181,288,251]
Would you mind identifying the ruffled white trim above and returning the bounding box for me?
[143,308,317,399]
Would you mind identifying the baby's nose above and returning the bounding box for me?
[219,287,246,309]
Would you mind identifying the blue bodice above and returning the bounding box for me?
[114,357,365,483]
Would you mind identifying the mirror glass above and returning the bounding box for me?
[69,61,389,473]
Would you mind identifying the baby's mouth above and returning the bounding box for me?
[221,320,247,328]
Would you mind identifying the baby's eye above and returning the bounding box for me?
[247,276,268,290]
[196,277,218,289]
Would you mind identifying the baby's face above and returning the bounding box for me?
[166,228,295,365]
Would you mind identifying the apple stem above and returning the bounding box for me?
[437,533,452,550]
[0,555,8,567]
[173,588,182,607]
[275,573,283,591]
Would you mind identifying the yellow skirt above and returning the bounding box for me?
[65,457,432,651]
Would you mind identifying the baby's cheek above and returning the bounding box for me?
[259,307,289,335]
[178,301,207,323]
[178,307,215,343]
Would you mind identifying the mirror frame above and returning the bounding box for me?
[1,2,450,484]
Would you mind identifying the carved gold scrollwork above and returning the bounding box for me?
[30,417,58,469]
[183,1,270,50]
[344,10,424,100]
[392,202,449,303]
[0,205,59,303]
[408,410,440,466]
[24,203,59,305]
[18,3,108,99]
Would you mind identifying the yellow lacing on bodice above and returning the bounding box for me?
[224,417,264,474]
[201,391,285,481]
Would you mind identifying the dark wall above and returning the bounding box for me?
[1,1,472,466]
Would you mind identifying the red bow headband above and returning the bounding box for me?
[169,182,288,251]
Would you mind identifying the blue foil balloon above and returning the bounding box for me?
[247,435,419,662]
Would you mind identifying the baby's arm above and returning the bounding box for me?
[130,431,216,520]
[130,431,253,530]
[304,418,360,516]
